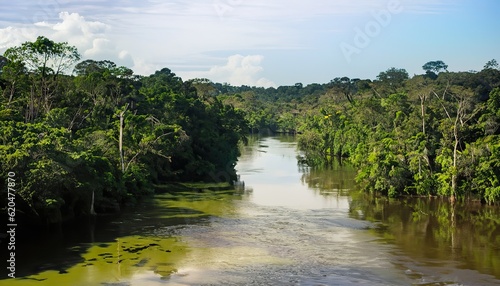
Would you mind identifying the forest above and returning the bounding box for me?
[0,37,247,224]
[216,60,500,204]
[1,37,499,225]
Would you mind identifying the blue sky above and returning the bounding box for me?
[1,0,499,87]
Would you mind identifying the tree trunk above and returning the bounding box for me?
[90,190,97,215]
[419,94,426,135]
[7,80,15,106]
[451,136,459,203]
[451,114,460,203]
[119,104,129,173]
[26,86,36,122]
[119,111,125,172]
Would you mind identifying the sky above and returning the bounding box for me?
[0,0,499,87]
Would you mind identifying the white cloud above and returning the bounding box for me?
[0,26,37,49]
[131,59,161,76]
[179,54,276,88]
[84,38,113,57]
[50,12,107,44]
[0,12,134,69]
[0,0,461,84]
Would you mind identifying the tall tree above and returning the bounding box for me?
[423,60,448,74]
[376,67,409,91]
[422,60,448,80]
[3,36,80,121]
[483,59,499,70]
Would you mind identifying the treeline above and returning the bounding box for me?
[194,60,500,204]
[2,36,498,225]
[194,79,329,134]
[0,37,247,223]
[295,62,500,203]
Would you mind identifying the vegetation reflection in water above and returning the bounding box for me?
[296,139,500,284]
[3,136,500,285]
[299,162,357,196]
[4,188,270,286]
[10,236,188,286]
[349,192,500,281]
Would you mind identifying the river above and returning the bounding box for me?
[2,136,499,285]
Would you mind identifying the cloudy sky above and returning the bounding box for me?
[1,0,499,87]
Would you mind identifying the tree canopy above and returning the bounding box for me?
[0,37,247,224]
[2,37,499,227]
[422,60,448,74]
[213,59,500,204]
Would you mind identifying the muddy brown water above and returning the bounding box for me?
[1,136,499,285]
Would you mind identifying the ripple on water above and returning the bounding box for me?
[123,202,404,285]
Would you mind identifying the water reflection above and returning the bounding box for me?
[299,163,356,196]
[349,193,500,283]
[237,136,353,209]
[2,189,243,286]
[2,136,499,286]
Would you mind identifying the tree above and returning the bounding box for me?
[376,67,409,91]
[0,55,27,108]
[434,86,477,202]
[278,111,298,134]
[423,60,448,80]
[0,56,8,92]
[12,36,79,73]
[73,59,117,76]
[189,78,218,101]
[119,103,129,172]
[329,77,358,104]
[1,38,251,224]
[423,60,448,74]
[483,59,499,70]
[3,36,81,121]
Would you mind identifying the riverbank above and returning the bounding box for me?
[1,136,499,285]
[153,181,234,193]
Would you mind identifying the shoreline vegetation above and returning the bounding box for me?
[0,37,247,225]
[1,37,499,226]
[218,63,500,205]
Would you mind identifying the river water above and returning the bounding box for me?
[2,136,499,285]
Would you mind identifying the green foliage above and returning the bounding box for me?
[422,60,448,74]
[2,37,498,226]
[4,36,80,75]
[376,67,409,92]
[0,37,247,224]
[293,64,500,203]
[297,129,325,166]
[465,136,500,204]
[181,60,499,204]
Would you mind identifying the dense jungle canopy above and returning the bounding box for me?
[1,37,499,224]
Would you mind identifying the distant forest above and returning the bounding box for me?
[1,37,499,225]
[215,60,500,204]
